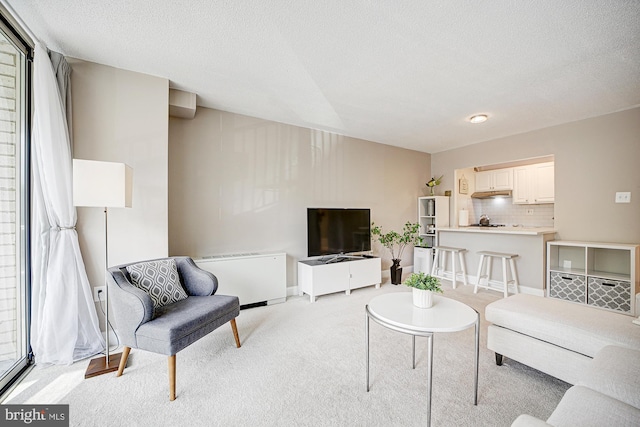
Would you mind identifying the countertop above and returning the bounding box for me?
[438,226,556,236]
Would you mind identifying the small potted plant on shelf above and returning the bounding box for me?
[426,175,443,196]
[404,272,443,308]
[371,221,423,285]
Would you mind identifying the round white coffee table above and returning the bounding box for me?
[365,292,479,426]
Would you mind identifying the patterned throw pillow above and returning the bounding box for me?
[126,259,188,312]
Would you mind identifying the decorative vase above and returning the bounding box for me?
[390,259,402,285]
[412,288,433,309]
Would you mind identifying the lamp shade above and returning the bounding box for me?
[73,159,133,208]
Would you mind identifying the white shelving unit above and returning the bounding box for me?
[547,241,640,315]
[418,196,450,248]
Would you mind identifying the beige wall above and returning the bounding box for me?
[70,59,169,307]
[69,57,637,301]
[432,107,640,244]
[169,108,431,286]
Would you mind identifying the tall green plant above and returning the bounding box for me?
[371,221,423,260]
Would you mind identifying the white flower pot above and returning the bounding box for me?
[412,288,433,309]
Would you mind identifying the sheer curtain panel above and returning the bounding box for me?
[31,43,104,365]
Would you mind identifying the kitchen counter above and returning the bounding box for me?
[438,226,556,236]
[437,227,556,294]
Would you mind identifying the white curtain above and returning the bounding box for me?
[31,43,104,365]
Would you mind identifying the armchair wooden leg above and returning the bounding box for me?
[116,346,131,377]
[230,318,241,348]
[168,355,176,401]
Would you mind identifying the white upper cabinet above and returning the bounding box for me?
[494,168,514,190]
[475,171,493,191]
[513,162,555,204]
[534,162,555,203]
[512,167,531,203]
[475,168,513,191]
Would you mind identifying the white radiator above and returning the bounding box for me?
[194,253,287,306]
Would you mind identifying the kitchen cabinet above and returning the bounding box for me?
[418,196,450,248]
[475,168,513,191]
[547,241,639,315]
[513,162,554,204]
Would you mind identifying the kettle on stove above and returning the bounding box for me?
[479,214,491,226]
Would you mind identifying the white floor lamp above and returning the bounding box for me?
[73,159,133,378]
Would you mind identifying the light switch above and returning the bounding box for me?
[615,192,631,203]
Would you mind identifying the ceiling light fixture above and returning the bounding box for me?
[469,114,488,124]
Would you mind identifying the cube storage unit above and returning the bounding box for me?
[547,241,640,315]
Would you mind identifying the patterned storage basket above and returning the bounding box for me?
[549,272,586,303]
[587,277,631,313]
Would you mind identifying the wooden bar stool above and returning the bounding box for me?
[474,251,519,298]
[430,246,468,289]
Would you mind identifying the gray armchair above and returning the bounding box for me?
[107,256,240,401]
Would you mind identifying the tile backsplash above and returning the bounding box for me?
[470,198,554,227]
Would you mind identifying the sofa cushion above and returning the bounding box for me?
[578,345,640,409]
[485,294,640,357]
[547,385,640,427]
[126,259,188,312]
[135,295,240,355]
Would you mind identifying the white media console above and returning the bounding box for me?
[297,256,382,303]
[194,253,287,307]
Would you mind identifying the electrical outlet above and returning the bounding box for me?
[93,286,105,302]
[525,208,534,215]
[615,192,631,203]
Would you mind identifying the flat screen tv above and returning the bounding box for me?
[307,208,371,257]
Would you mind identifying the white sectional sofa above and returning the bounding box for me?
[512,345,640,426]
[485,294,640,426]
[485,294,640,384]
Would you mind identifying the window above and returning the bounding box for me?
[0,12,32,396]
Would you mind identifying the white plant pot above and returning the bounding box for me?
[412,288,433,309]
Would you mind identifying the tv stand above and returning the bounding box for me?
[298,256,382,302]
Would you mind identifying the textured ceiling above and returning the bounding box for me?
[6,0,640,153]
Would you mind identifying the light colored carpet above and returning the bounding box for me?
[5,282,570,426]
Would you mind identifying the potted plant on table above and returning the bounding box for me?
[404,272,443,308]
[371,221,423,285]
